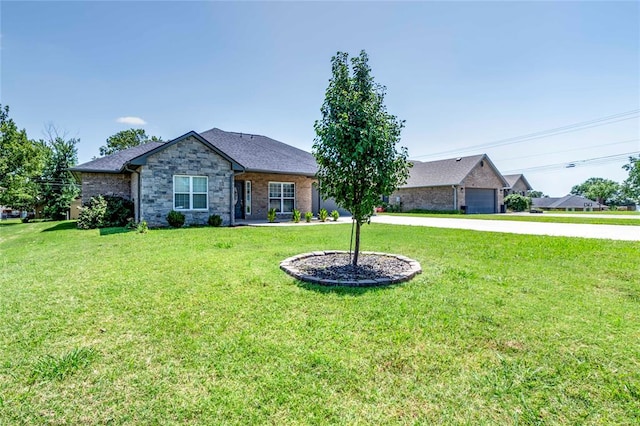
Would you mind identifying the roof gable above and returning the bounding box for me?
[129,131,243,171]
[403,154,508,188]
[199,128,317,176]
[504,174,533,190]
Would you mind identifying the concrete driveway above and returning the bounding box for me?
[370,215,640,241]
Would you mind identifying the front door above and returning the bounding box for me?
[234,180,244,219]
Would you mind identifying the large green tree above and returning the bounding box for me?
[41,133,80,219]
[0,105,47,211]
[571,177,620,208]
[99,128,160,156]
[313,50,410,265]
[621,156,640,202]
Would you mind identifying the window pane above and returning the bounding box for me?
[269,183,281,198]
[282,199,294,213]
[282,183,295,198]
[269,199,281,212]
[192,177,207,193]
[175,176,190,193]
[175,193,190,209]
[193,194,207,209]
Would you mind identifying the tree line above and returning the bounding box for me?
[0,104,159,219]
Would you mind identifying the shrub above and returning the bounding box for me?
[331,210,339,221]
[77,195,108,229]
[136,220,148,234]
[208,214,223,227]
[305,211,313,223]
[77,195,134,229]
[318,208,328,222]
[292,209,301,223]
[167,210,185,228]
[102,195,134,227]
[504,194,531,212]
[267,208,277,223]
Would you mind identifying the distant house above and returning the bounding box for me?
[503,174,533,196]
[389,154,509,214]
[531,194,603,211]
[71,129,318,227]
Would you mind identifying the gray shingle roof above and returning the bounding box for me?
[199,128,317,176]
[70,142,164,173]
[532,194,603,209]
[503,174,533,190]
[403,154,508,188]
[71,128,318,176]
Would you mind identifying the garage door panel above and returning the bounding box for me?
[466,188,495,214]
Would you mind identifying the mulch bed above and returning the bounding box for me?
[280,251,422,287]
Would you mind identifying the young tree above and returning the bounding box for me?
[99,128,161,156]
[0,104,48,212]
[621,156,640,202]
[313,50,410,265]
[41,134,80,219]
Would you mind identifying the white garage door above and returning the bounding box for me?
[466,188,496,214]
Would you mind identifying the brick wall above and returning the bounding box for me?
[390,186,456,211]
[462,160,505,207]
[139,136,234,227]
[80,172,132,204]
[505,179,529,196]
[237,172,315,220]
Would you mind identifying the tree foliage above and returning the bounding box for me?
[570,177,620,207]
[621,156,640,202]
[313,50,410,265]
[99,128,160,157]
[0,105,48,211]
[528,190,546,198]
[504,194,531,212]
[41,132,80,220]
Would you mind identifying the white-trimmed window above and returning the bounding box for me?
[174,175,208,210]
[269,182,295,213]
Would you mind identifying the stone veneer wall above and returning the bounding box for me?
[237,172,315,220]
[139,136,233,227]
[390,186,456,211]
[80,172,131,204]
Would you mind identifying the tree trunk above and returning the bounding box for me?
[352,220,361,266]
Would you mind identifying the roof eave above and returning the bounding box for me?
[242,168,317,177]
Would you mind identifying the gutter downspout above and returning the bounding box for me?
[124,164,141,222]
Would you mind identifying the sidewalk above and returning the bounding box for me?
[369,215,640,241]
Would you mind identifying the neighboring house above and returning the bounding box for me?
[503,174,533,196]
[531,194,604,211]
[71,129,317,227]
[389,154,509,214]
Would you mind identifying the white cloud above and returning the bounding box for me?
[116,116,147,126]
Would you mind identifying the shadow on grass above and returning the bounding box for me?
[295,280,400,296]
[99,227,131,236]
[0,221,22,227]
[41,221,78,232]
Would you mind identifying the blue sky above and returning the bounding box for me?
[2,1,638,196]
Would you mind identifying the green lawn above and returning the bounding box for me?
[1,220,638,424]
[383,212,640,226]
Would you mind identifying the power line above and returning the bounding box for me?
[502,151,638,174]
[412,109,640,159]
[494,138,639,162]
